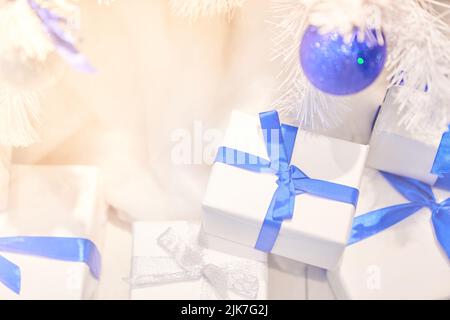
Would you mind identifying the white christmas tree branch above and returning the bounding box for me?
[270,0,353,129]
[270,0,450,131]
[0,85,42,147]
[385,0,450,133]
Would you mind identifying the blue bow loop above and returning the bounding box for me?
[350,171,450,259]
[272,166,311,221]
[431,198,450,259]
[215,110,359,253]
[271,184,295,221]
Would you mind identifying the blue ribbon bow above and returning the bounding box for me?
[0,237,101,294]
[215,110,359,252]
[349,171,450,259]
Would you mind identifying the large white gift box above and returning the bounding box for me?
[0,165,107,300]
[368,87,449,186]
[129,221,268,300]
[327,169,450,299]
[202,111,369,269]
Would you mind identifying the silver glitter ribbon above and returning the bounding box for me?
[128,227,260,299]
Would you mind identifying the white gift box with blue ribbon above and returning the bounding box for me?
[0,165,106,299]
[368,87,450,188]
[202,111,369,270]
[328,168,450,299]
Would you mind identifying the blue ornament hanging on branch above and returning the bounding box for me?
[300,26,387,96]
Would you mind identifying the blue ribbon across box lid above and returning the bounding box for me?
[202,110,369,270]
[368,86,450,188]
[0,165,106,300]
[327,168,450,299]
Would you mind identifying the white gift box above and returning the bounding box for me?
[129,221,268,300]
[0,146,11,211]
[0,165,107,300]
[327,168,450,299]
[202,111,369,269]
[368,87,447,185]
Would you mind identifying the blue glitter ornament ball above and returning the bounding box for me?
[300,26,387,95]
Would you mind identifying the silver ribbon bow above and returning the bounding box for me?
[128,227,260,299]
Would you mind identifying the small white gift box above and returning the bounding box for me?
[327,169,450,299]
[129,221,268,300]
[0,165,107,300]
[0,146,11,211]
[202,111,369,269]
[368,87,449,186]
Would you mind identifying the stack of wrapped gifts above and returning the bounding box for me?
[2,87,449,300]
[196,86,448,300]
[127,87,449,300]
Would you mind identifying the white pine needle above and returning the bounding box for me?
[169,0,244,20]
[307,0,389,44]
[385,0,450,134]
[0,84,42,147]
[0,0,53,62]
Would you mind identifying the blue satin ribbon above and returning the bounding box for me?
[430,125,450,190]
[349,171,450,259]
[0,237,101,294]
[432,125,450,177]
[215,110,359,252]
